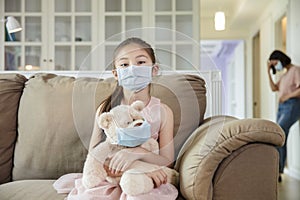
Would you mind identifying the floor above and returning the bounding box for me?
[278,174,300,200]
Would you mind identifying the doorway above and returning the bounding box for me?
[252,32,261,118]
[200,40,245,118]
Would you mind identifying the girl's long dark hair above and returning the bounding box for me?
[100,85,124,113]
[99,37,156,113]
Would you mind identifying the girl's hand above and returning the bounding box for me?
[109,148,140,174]
[146,168,167,188]
[104,158,123,177]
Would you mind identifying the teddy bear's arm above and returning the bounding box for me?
[90,141,112,161]
[82,141,112,188]
[140,138,159,154]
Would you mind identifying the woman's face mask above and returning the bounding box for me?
[275,60,284,71]
[117,65,152,92]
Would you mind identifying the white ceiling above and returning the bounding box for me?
[200,0,272,30]
[199,0,273,61]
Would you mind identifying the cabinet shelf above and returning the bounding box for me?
[24,13,42,16]
[3,12,21,16]
[104,12,143,16]
[4,42,22,46]
[54,42,92,46]
[54,12,92,16]
[154,11,193,15]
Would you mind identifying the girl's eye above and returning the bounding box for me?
[120,63,129,68]
[137,61,146,65]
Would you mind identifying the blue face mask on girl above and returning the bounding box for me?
[117,65,152,92]
[115,120,151,147]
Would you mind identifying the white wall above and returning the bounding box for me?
[258,16,277,121]
[286,0,300,179]
[287,122,300,179]
[225,41,245,118]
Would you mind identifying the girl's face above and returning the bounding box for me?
[114,44,153,69]
[112,43,158,78]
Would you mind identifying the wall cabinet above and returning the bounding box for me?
[1,0,96,71]
[1,0,199,71]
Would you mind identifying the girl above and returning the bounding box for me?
[54,37,178,199]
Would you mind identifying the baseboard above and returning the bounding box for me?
[285,167,300,180]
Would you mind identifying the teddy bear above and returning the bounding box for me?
[82,100,179,196]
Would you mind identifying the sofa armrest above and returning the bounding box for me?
[174,115,285,200]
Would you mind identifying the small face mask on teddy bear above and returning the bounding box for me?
[97,100,151,147]
[115,119,151,147]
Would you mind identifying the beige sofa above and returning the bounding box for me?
[0,73,284,200]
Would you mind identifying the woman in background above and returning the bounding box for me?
[267,50,300,182]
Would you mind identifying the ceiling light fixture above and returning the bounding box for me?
[214,11,225,31]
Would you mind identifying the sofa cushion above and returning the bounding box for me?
[13,73,206,180]
[0,180,66,200]
[175,115,285,200]
[0,74,27,184]
[13,73,115,181]
[151,74,206,156]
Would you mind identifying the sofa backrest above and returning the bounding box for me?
[9,73,206,181]
[0,74,27,184]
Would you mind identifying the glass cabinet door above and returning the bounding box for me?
[53,0,93,70]
[3,0,94,71]
[153,0,197,71]
[102,0,143,69]
[4,46,21,70]
[4,0,43,71]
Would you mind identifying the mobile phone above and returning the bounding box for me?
[270,65,276,74]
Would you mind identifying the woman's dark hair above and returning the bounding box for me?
[100,37,156,113]
[269,50,291,67]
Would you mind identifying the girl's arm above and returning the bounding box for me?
[108,103,175,172]
[89,106,104,151]
[135,103,174,166]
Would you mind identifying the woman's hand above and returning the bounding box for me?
[267,60,279,91]
[279,94,290,103]
[267,60,272,70]
[267,60,275,73]
[109,148,141,174]
[146,168,167,188]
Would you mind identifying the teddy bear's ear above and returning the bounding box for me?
[98,112,114,129]
[131,100,145,112]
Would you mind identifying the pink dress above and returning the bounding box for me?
[53,97,178,200]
